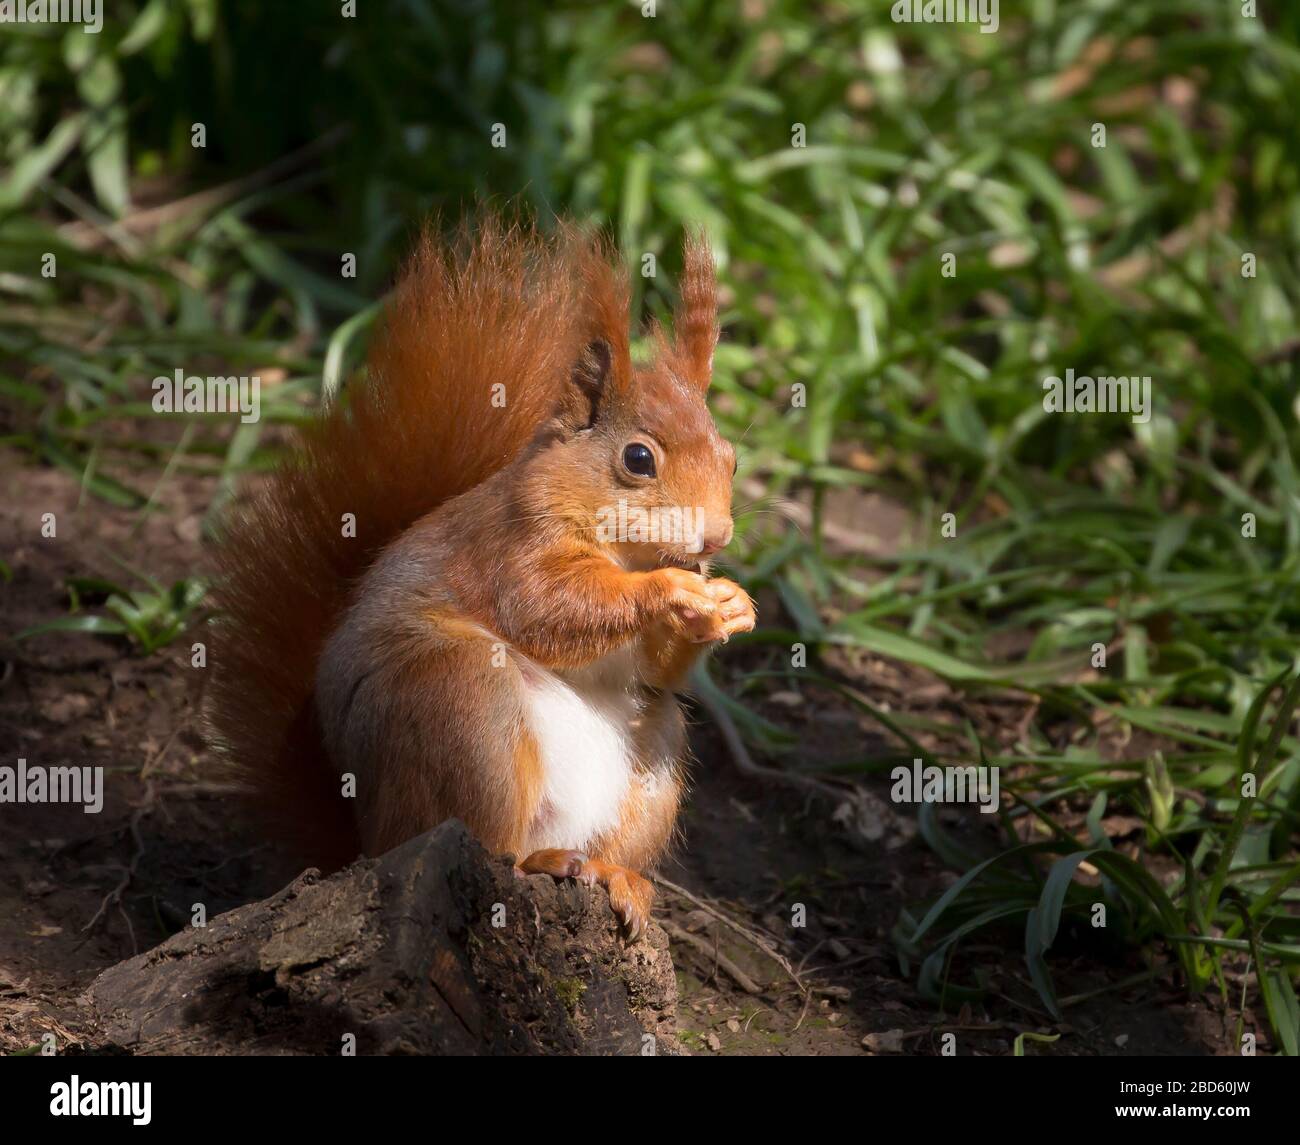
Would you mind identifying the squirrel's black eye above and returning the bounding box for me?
[623,442,656,478]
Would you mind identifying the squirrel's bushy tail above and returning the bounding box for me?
[207,216,628,868]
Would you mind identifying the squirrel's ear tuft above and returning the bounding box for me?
[672,234,719,392]
[564,338,612,430]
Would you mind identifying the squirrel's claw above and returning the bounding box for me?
[602,866,654,940]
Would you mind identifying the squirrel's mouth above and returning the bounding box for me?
[608,541,709,575]
[656,549,707,574]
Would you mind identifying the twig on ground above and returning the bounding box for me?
[80,781,155,954]
[899,1022,1021,1041]
[661,919,763,995]
[654,874,807,1000]
[795,937,829,975]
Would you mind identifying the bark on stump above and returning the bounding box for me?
[86,820,678,1055]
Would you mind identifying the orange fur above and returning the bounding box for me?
[207,214,755,903]
[591,770,684,874]
[657,233,719,390]
[640,620,708,693]
[209,218,606,862]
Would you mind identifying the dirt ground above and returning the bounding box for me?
[0,449,1261,1056]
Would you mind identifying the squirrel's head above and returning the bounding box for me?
[533,234,735,572]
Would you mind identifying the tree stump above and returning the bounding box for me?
[86,821,679,1055]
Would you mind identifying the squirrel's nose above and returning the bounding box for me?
[697,521,734,556]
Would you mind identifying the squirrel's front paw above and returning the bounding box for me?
[705,578,757,641]
[658,566,720,643]
[667,575,757,644]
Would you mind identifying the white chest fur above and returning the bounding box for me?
[521,647,639,852]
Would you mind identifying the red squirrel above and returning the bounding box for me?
[207,217,755,938]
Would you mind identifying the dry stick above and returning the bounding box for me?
[897,1023,1021,1042]
[793,989,815,1033]
[660,920,763,995]
[654,875,805,998]
[81,782,155,954]
[681,679,869,1023]
[796,937,827,976]
[1057,967,1163,1009]
[141,723,185,781]
[115,903,138,959]
[156,781,247,798]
